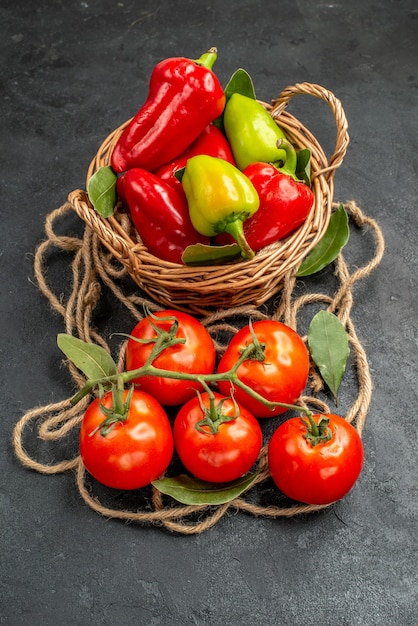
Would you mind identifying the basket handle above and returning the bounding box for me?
[269,82,350,181]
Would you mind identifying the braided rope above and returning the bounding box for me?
[12,200,384,533]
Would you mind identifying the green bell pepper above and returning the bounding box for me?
[182,155,260,259]
[223,92,290,171]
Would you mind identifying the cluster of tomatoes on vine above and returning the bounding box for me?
[66,309,364,507]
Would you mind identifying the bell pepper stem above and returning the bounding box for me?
[223,219,255,259]
[193,47,218,70]
[272,139,298,179]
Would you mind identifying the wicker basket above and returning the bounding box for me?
[69,82,349,315]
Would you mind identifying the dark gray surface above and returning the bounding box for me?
[1,1,417,625]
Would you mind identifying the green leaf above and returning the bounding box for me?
[296,149,311,185]
[87,166,117,217]
[152,472,258,505]
[297,204,350,276]
[224,68,256,102]
[57,334,117,381]
[174,166,185,182]
[182,243,241,266]
[308,311,350,402]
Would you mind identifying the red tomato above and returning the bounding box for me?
[268,413,364,505]
[79,388,174,490]
[173,392,262,483]
[217,320,309,418]
[125,310,216,406]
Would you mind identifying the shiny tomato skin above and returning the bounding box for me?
[125,310,216,406]
[79,389,174,490]
[217,320,309,418]
[173,392,263,483]
[268,414,364,505]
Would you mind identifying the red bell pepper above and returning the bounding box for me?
[117,169,209,264]
[111,49,226,174]
[153,124,236,196]
[215,162,314,251]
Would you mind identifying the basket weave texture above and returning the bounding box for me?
[69,82,349,315]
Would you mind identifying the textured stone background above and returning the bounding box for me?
[1,1,416,624]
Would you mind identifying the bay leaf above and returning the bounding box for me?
[224,68,256,102]
[297,204,349,276]
[296,149,312,185]
[308,310,350,402]
[182,242,241,266]
[87,165,117,218]
[152,472,258,505]
[57,333,117,381]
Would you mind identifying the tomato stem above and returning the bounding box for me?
[70,326,312,418]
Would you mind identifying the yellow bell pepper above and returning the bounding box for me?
[182,155,260,259]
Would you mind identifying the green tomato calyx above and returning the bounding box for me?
[301,413,332,447]
[90,381,134,437]
[195,392,238,435]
